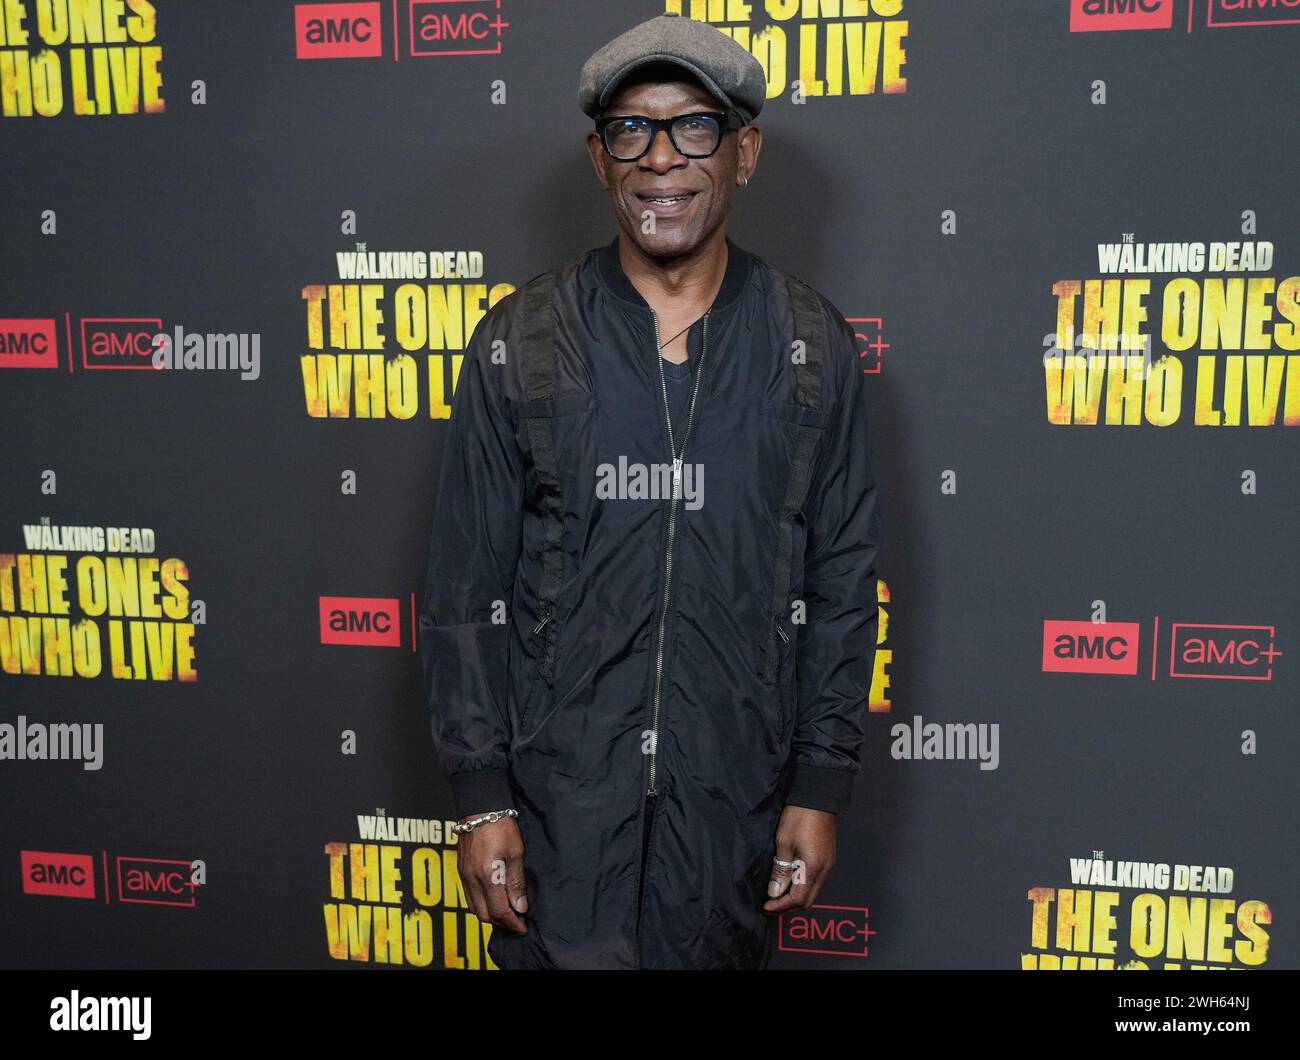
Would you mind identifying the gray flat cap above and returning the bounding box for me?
[578,12,766,124]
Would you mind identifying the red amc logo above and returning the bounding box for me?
[80,317,163,370]
[848,316,887,374]
[779,904,875,957]
[1042,619,1141,675]
[0,319,59,369]
[1069,0,1174,32]
[116,856,198,907]
[410,0,509,57]
[320,595,402,647]
[1170,623,1282,681]
[20,850,95,899]
[295,2,384,59]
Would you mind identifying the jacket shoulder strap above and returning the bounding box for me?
[515,258,581,680]
[763,271,830,685]
[784,271,826,408]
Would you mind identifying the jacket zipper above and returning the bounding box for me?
[646,310,709,797]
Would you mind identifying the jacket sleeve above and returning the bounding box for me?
[417,303,523,820]
[785,307,884,815]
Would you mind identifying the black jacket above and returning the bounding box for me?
[418,235,883,969]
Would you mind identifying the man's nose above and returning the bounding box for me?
[642,128,686,169]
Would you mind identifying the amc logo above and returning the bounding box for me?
[295,2,384,59]
[1069,0,1174,32]
[116,856,199,907]
[847,317,887,375]
[0,318,59,369]
[80,317,163,370]
[1042,620,1141,674]
[320,595,402,647]
[1170,623,1281,681]
[20,850,95,899]
[410,0,509,57]
[779,904,875,957]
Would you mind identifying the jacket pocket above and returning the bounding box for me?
[530,600,559,684]
[516,391,598,420]
[516,656,546,738]
[525,594,584,737]
[759,398,831,431]
[770,612,797,743]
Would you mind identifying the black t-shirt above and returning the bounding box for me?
[660,317,702,449]
[661,352,693,445]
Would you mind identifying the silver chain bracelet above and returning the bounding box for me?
[450,808,518,834]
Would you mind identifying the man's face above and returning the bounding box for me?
[586,73,760,260]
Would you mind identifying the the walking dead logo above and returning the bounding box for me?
[0,520,199,681]
[1022,854,1272,969]
[0,0,165,118]
[671,0,909,99]
[323,810,496,969]
[300,248,513,421]
[1045,237,1299,427]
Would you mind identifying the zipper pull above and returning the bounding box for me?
[776,621,789,644]
[532,610,551,636]
[672,457,682,497]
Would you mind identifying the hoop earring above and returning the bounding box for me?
[740,172,749,188]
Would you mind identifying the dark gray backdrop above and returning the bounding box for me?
[1,0,1294,969]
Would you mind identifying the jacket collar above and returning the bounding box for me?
[596,234,752,316]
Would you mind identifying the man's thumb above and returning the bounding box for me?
[767,840,796,897]
[507,859,528,914]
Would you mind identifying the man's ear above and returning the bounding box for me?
[586,131,611,190]
[738,123,763,181]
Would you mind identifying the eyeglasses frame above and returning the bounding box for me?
[593,109,745,162]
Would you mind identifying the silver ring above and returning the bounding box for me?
[772,858,796,869]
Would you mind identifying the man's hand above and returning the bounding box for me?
[456,815,528,935]
[762,805,837,914]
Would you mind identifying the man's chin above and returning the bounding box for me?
[625,224,705,262]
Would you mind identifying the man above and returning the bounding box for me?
[418,12,883,970]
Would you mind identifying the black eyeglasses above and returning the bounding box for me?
[594,110,743,161]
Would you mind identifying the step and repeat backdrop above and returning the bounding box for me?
[1,1,1295,970]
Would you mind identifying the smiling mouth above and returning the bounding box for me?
[638,193,695,205]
